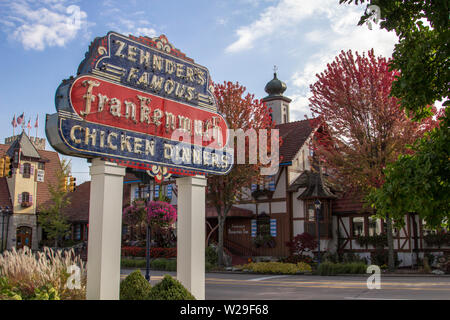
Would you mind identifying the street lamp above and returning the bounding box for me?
[314,199,321,267]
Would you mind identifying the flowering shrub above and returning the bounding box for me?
[286,233,317,256]
[147,201,177,227]
[121,246,177,258]
[0,247,86,300]
[123,200,147,226]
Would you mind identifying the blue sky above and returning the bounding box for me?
[0,0,398,183]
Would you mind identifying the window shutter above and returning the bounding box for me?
[30,165,34,175]
[269,175,275,191]
[270,219,277,237]
[167,184,172,199]
[18,193,22,204]
[20,164,24,174]
[155,185,160,198]
[251,219,257,237]
[29,194,33,204]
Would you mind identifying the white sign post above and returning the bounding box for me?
[176,175,207,300]
[86,158,126,300]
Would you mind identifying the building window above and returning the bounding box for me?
[23,163,31,178]
[368,217,382,236]
[352,217,365,237]
[74,224,81,241]
[38,162,45,170]
[304,200,331,238]
[20,192,32,207]
[22,192,30,202]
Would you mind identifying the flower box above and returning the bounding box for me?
[21,201,32,208]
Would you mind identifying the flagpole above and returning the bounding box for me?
[35,115,39,138]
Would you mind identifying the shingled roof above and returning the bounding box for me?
[332,191,373,215]
[276,118,318,164]
[288,170,337,199]
[63,181,132,222]
[6,131,41,159]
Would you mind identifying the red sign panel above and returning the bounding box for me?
[70,75,227,149]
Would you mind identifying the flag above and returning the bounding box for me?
[11,115,17,128]
[17,113,24,125]
[27,119,32,129]
[34,115,39,128]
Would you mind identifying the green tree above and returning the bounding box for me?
[38,159,71,247]
[368,110,449,229]
[340,0,450,258]
[340,0,449,119]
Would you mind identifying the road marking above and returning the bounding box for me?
[344,297,409,300]
[249,275,289,281]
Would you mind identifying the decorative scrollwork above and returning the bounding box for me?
[146,165,172,183]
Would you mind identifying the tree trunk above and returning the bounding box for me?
[385,214,395,272]
[217,215,225,267]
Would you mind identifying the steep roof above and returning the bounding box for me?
[63,181,132,222]
[6,131,41,159]
[35,149,61,207]
[332,192,372,214]
[63,181,90,223]
[276,118,318,164]
[0,178,12,209]
[288,170,337,199]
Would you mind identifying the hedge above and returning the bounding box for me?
[121,246,176,258]
[317,262,367,276]
[238,262,312,274]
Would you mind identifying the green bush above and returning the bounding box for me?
[205,246,218,265]
[238,262,312,274]
[149,275,195,300]
[317,262,367,276]
[150,258,177,271]
[119,270,152,300]
[121,258,147,268]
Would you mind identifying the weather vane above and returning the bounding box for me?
[273,65,278,74]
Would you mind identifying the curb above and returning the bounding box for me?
[208,270,450,277]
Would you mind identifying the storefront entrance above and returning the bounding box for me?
[16,226,32,249]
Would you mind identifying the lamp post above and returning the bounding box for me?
[314,199,321,267]
[1,206,11,252]
[145,223,151,281]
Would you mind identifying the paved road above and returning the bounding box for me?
[121,269,450,300]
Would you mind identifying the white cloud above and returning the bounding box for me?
[2,0,89,51]
[107,17,157,38]
[226,0,398,120]
[225,0,334,53]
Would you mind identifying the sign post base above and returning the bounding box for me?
[176,175,207,300]
[86,158,125,300]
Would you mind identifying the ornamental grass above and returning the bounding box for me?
[0,246,86,300]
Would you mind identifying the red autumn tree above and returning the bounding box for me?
[309,49,439,270]
[208,81,276,266]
